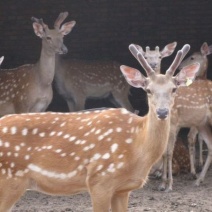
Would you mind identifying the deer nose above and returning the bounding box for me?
[156,108,169,120]
[60,45,68,54]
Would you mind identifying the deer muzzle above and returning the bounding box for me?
[59,45,68,54]
[156,108,169,120]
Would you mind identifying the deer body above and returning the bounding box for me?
[0,44,197,211]
[0,12,75,116]
[55,58,133,112]
[178,42,212,179]
[159,79,212,191]
[0,108,169,211]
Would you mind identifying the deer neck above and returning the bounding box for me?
[36,42,56,86]
[139,107,170,165]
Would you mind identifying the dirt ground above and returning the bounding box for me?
[12,165,212,212]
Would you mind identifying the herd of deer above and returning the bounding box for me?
[0,11,211,211]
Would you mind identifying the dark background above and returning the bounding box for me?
[0,0,211,114]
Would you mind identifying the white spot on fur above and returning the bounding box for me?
[102,153,110,159]
[117,162,124,169]
[22,128,28,136]
[2,127,8,134]
[111,143,118,153]
[25,155,30,160]
[10,126,17,135]
[32,128,38,135]
[4,142,10,148]
[125,138,133,144]
[116,127,122,132]
[15,145,20,151]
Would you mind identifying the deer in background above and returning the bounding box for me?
[179,42,212,178]
[0,44,198,211]
[55,58,134,112]
[133,41,177,73]
[54,42,177,113]
[0,12,75,116]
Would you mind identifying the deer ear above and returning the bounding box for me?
[161,42,177,58]
[0,56,4,65]
[120,65,147,89]
[60,21,76,35]
[174,63,200,87]
[33,22,45,38]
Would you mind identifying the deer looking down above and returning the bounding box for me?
[0,12,75,116]
[0,44,198,212]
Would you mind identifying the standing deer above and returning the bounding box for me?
[0,12,75,116]
[133,42,212,190]
[0,44,198,212]
[55,58,134,112]
[179,42,212,179]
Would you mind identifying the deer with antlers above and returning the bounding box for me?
[0,44,198,211]
[133,42,212,190]
[0,12,75,116]
[133,41,177,74]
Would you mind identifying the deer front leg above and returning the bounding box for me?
[159,127,178,192]
[188,127,198,179]
[158,153,168,191]
[195,125,212,186]
[111,90,134,112]
[198,133,204,170]
[111,192,129,212]
[0,178,28,212]
[86,176,112,212]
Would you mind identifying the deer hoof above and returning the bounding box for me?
[158,183,166,191]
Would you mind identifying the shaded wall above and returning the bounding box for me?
[0,0,211,112]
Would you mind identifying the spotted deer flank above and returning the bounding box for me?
[172,137,190,175]
[0,44,199,211]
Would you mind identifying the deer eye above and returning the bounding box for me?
[191,57,194,60]
[146,89,151,94]
[172,88,177,93]
[46,36,52,41]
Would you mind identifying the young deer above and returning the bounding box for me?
[132,41,177,73]
[0,44,198,212]
[0,12,75,116]
[179,42,212,179]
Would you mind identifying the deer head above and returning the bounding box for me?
[130,42,177,74]
[121,44,200,120]
[31,12,76,55]
[178,42,212,78]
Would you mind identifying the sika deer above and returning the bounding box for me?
[0,12,75,116]
[179,42,212,176]
[133,42,212,190]
[132,41,177,73]
[0,44,198,212]
[55,58,134,112]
